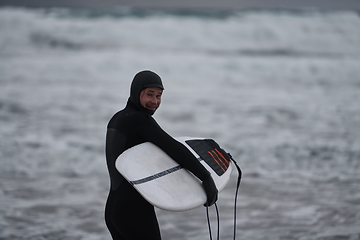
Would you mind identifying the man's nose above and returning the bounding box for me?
[150,96,158,103]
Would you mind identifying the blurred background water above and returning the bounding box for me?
[0,4,360,240]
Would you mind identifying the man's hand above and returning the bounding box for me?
[202,175,218,206]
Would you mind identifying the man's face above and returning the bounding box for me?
[139,87,163,111]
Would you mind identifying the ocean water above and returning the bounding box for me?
[1,6,360,240]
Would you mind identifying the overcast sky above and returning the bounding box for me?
[1,0,360,10]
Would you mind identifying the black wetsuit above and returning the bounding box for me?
[104,71,217,240]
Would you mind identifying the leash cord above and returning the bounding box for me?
[205,202,220,240]
[205,153,242,240]
[205,204,212,240]
[228,153,242,240]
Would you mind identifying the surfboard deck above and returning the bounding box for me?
[116,137,232,211]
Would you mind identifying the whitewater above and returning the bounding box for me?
[0,6,360,240]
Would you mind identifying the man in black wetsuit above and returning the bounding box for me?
[105,70,218,240]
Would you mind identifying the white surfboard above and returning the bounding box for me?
[116,137,232,211]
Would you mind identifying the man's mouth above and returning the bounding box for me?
[145,105,158,110]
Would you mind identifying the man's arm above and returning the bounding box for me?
[134,118,218,206]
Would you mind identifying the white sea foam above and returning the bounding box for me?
[0,7,360,240]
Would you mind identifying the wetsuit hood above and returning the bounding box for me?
[129,70,164,115]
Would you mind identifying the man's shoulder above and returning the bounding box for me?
[125,111,149,120]
[110,108,146,120]
[127,110,161,129]
[108,108,156,130]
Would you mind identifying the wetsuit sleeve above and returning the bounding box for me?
[134,119,211,181]
[126,112,217,206]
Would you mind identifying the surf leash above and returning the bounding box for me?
[228,153,242,240]
[205,152,242,240]
[205,202,220,240]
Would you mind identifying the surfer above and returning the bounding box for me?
[105,70,218,240]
